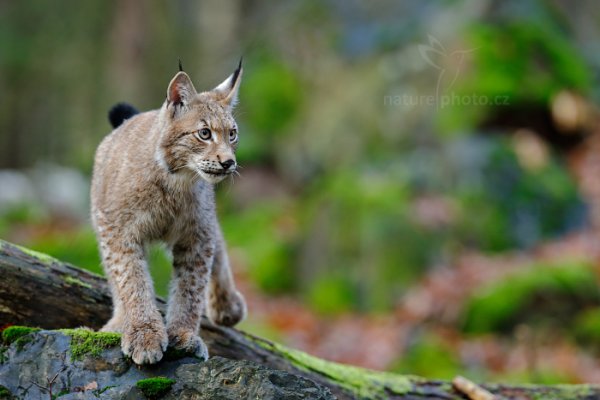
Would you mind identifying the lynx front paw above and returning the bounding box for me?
[122,317,168,365]
[209,289,247,327]
[168,328,209,361]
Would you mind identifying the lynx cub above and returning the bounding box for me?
[91,62,247,365]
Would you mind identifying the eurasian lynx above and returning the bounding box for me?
[91,61,246,365]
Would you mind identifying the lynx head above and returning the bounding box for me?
[158,61,242,184]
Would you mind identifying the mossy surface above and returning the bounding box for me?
[0,385,11,399]
[251,335,424,399]
[136,377,175,399]
[58,328,121,360]
[64,276,92,289]
[93,385,117,396]
[1,326,41,350]
[0,239,58,265]
[51,388,69,399]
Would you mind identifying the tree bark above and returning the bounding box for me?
[0,238,599,400]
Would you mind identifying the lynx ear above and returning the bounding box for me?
[213,59,243,109]
[167,71,197,106]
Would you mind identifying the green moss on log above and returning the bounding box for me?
[58,328,120,360]
[250,335,433,399]
[64,276,92,289]
[136,377,175,399]
[0,239,58,265]
[1,326,41,350]
[253,336,600,400]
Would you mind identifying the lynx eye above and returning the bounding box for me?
[195,128,212,141]
[229,129,238,143]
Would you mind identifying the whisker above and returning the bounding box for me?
[192,171,203,183]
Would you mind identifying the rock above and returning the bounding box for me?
[163,358,333,400]
[0,330,335,400]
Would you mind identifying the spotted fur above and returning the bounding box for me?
[91,64,246,365]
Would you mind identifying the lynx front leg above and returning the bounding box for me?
[166,238,213,360]
[99,237,167,365]
[208,228,247,327]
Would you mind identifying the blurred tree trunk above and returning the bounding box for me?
[109,0,148,101]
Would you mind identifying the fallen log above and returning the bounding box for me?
[0,239,599,399]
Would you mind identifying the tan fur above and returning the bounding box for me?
[91,66,246,365]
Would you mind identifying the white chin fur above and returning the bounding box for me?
[198,170,227,184]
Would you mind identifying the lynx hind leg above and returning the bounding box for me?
[208,237,247,327]
[208,284,247,327]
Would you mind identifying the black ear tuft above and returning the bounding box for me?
[212,58,244,109]
[179,59,184,72]
[231,57,243,89]
[108,102,139,128]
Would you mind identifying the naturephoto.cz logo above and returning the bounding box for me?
[384,35,509,108]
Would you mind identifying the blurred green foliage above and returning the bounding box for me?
[438,21,592,132]
[298,169,438,311]
[307,275,357,315]
[462,260,600,334]
[390,331,461,380]
[239,54,304,163]
[573,308,600,350]
[467,23,591,102]
[221,203,297,294]
[452,138,583,251]
[0,204,45,238]
[391,325,574,383]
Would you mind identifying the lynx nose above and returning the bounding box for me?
[219,159,236,171]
